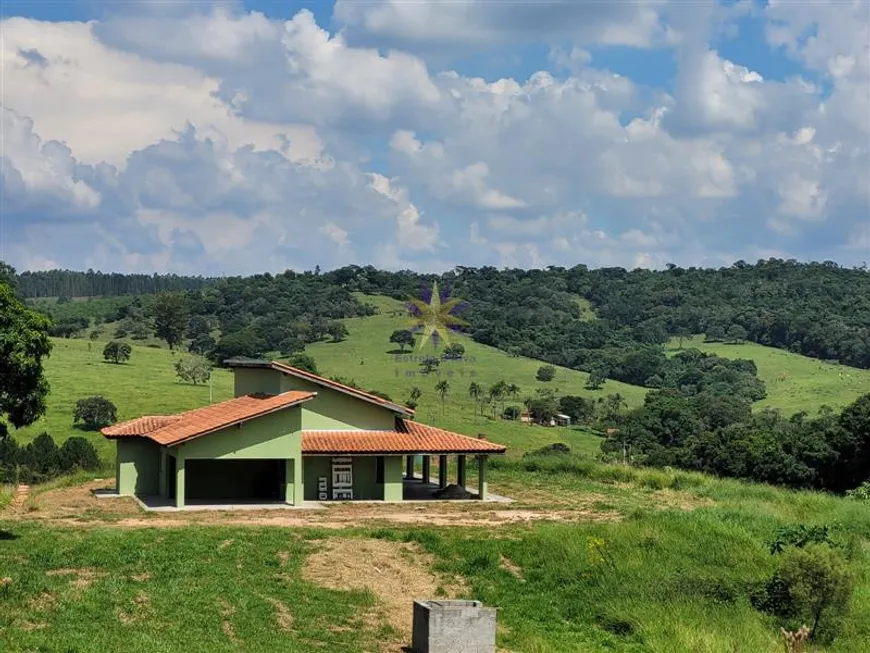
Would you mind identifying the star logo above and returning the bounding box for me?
[406,281,469,350]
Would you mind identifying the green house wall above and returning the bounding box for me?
[303,455,404,501]
[178,409,301,460]
[280,375,397,430]
[233,367,282,396]
[116,438,161,496]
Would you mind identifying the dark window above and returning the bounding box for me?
[376,456,384,484]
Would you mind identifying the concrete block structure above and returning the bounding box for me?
[411,600,497,653]
[101,359,505,508]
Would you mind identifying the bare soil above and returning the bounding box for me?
[301,538,467,651]
[1,480,619,529]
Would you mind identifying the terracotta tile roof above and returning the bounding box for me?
[101,391,316,446]
[301,419,506,455]
[101,415,182,437]
[230,359,414,416]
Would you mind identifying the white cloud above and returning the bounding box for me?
[1,3,868,275]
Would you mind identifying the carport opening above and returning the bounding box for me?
[184,459,284,503]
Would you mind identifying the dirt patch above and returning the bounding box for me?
[19,620,47,632]
[118,592,152,625]
[276,551,291,566]
[302,538,466,646]
[218,539,234,550]
[21,480,141,520]
[499,555,524,581]
[46,568,105,590]
[218,599,238,642]
[131,572,151,582]
[29,591,57,612]
[266,597,294,632]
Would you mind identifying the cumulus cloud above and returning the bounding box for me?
[1,2,868,274]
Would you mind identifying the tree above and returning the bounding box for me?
[189,333,217,357]
[705,324,727,342]
[675,325,693,349]
[559,395,595,424]
[420,356,440,375]
[506,383,521,403]
[327,321,349,343]
[443,342,465,360]
[405,386,422,409]
[536,365,556,382]
[287,353,318,374]
[389,329,415,352]
[586,369,607,390]
[0,281,52,438]
[186,315,211,341]
[435,379,450,414]
[73,396,118,430]
[726,323,748,344]
[174,356,212,385]
[58,437,101,472]
[103,340,132,364]
[151,292,189,350]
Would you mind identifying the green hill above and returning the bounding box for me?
[668,336,870,416]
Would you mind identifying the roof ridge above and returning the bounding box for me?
[269,361,415,415]
[399,418,502,446]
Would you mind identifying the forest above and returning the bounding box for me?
[17,258,870,372]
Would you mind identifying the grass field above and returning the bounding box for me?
[1,462,869,652]
[15,338,235,458]
[668,336,870,416]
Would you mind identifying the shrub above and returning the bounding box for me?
[525,443,572,457]
[174,356,212,385]
[103,340,132,364]
[769,525,838,555]
[845,481,870,501]
[287,353,318,374]
[536,365,556,382]
[442,342,465,360]
[502,406,521,420]
[58,437,100,472]
[73,396,118,430]
[771,544,853,642]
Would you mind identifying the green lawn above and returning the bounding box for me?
[668,336,870,416]
[15,338,235,458]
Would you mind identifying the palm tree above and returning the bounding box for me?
[506,383,521,419]
[468,382,482,415]
[604,393,627,425]
[435,380,450,414]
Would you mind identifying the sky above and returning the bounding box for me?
[1,0,868,275]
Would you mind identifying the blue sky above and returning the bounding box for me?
[1,0,868,274]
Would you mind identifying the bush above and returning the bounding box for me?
[525,443,572,457]
[845,481,870,501]
[287,353,318,374]
[58,437,101,472]
[503,406,521,420]
[103,340,132,364]
[764,544,853,642]
[442,342,465,360]
[536,365,556,382]
[73,396,118,430]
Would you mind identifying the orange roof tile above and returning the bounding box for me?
[101,391,316,446]
[234,359,415,415]
[101,415,182,437]
[301,419,506,455]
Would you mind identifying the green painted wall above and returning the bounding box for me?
[233,367,282,397]
[280,376,397,430]
[303,456,331,501]
[116,438,161,496]
[303,455,397,500]
[178,409,301,460]
[383,456,403,501]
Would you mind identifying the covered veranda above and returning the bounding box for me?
[402,454,489,500]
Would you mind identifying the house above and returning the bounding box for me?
[101,359,506,508]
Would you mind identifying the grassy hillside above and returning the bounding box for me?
[15,338,235,458]
[303,294,647,455]
[668,336,870,416]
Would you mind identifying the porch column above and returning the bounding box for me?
[383,456,403,501]
[295,457,304,507]
[284,459,295,505]
[159,447,169,499]
[422,456,431,485]
[457,455,467,488]
[406,455,414,480]
[477,455,488,501]
[438,455,448,489]
[175,450,186,509]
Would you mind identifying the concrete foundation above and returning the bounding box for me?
[411,600,496,653]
